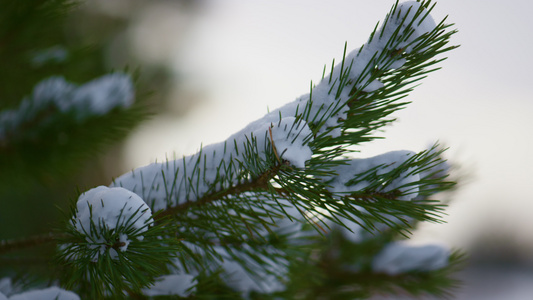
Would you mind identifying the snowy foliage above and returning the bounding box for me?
[218,246,287,295]
[172,242,289,297]
[111,0,438,213]
[0,73,134,141]
[103,1,454,296]
[111,116,313,211]
[0,0,461,298]
[325,151,420,201]
[262,1,438,139]
[72,186,153,261]
[141,274,197,297]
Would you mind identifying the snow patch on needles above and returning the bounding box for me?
[391,1,437,53]
[72,186,153,261]
[269,117,312,168]
[326,150,420,201]
[372,241,450,275]
[217,246,287,296]
[258,1,438,139]
[142,274,197,297]
[112,117,313,211]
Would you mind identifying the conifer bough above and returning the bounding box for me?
[0,1,461,299]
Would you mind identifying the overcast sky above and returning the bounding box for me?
[124,0,533,251]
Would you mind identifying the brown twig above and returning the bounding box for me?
[154,164,282,221]
[268,126,282,164]
[1,163,285,254]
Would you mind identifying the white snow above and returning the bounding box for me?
[112,117,313,211]
[0,73,134,140]
[372,241,450,275]
[8,287,79,300]
[261,0,437,139]
[392,1,437,53]
[0,292,5,300]
[269,117,313,168]
[72,186,153,261]
[170,239,289,297]
[30,73,134,118]
[326,150,420,201]
[217,246,287,296]
[142,274,197,297]
[70,73,134,119]
[0,278,12,297]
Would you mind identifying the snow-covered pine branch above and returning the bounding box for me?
[0,0,462,299]
[51,0,458,297]
[112,116,313,211]
[110,0,454,222]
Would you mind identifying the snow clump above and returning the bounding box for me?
[326,150,420,201]
[72,186,153,260]
[142,274,197,297]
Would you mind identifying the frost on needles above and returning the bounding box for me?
[50,0,461,298]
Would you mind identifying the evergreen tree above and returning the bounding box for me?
[0,0,463,299]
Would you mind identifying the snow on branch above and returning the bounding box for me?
[112,117,313,211]
[1,0,461,299]
[325,150,420,201]
[111,1,440,214]
[57,186,181,297]
[61,1,455,296]
[265,1,439,138]
[0,72,134,142]
[141,274,197,298]
[71,186,153,261]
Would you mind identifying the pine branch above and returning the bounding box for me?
[154,163,283,220]
[0,1,464,299]
[0,232,66,254]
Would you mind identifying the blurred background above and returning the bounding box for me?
[71,0,533,298]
